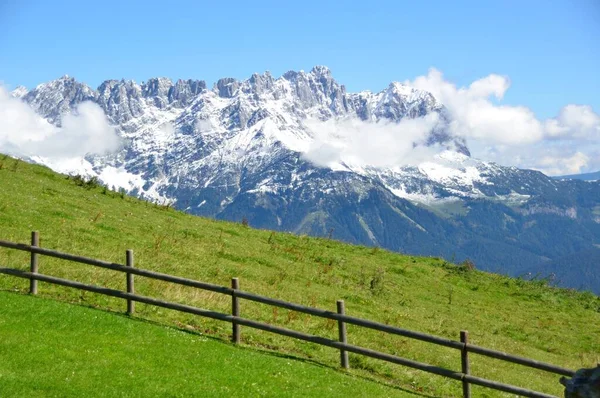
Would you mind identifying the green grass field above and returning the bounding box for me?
[0,291,407,397]
[0,155,599,397]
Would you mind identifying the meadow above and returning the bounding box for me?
[0,155,598,397]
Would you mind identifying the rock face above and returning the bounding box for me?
[561,366,600,398]
[12,66,600,293]
[22,75,96,124]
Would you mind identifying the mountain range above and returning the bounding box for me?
[554,171,600,182]
[9,66,600,294]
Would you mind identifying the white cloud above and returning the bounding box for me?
[537,152,590,176]
[302,114,444,168]
[407,69,546,145]
[544,105,600,140]
[405,69,600,174]
[467,74,510,100]
[0,85,121,159]
[470,141,598,176]
[0,86,55,151]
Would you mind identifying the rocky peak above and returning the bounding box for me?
[387,82,439,107]
[10,86,29,98]
[96,79,144,124]
[169,79,206,107]
[141,77,173,109]
[216,78,240,98]
[366,81,441,121]
[142,77,172,97]
[281,70,300,81]
[246,72,274,95]
[309,66,347,114]
[22,76,96,124]
[277,66,347,114]
[310,65,331,77]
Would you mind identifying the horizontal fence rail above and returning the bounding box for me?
[0,235,575,398]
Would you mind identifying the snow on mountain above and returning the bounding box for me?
[23,75,97,124]
[10,66,533,208]
[10,86,29,98]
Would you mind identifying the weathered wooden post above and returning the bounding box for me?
[337,299,349,369]
[29,231,39,295]
[460,330,471,398]
[232,277,240,343]
[126,249,135,315]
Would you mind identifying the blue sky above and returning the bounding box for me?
[1,0,599,174]
[1,0,598,119]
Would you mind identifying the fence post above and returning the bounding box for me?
[232,277,240,344]
[29,231,39,295]
[126,250,134,315]
[461,330,471,398]
[337,300,349,369]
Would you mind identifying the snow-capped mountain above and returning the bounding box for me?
[10,67,600,293]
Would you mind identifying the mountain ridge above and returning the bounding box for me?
[554,170,600,181]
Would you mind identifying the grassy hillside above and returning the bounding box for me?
[0,291,405,397]
[0,155,599,397]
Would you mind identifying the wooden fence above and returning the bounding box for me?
[0,232,575,398]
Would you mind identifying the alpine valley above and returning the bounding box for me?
[10,66,600,294]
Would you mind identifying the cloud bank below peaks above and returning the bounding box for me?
[0,85,121,160]
[303,68,600,175]
[407,69,599,147]
[408,69,600,174]
[303,114,447,169]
